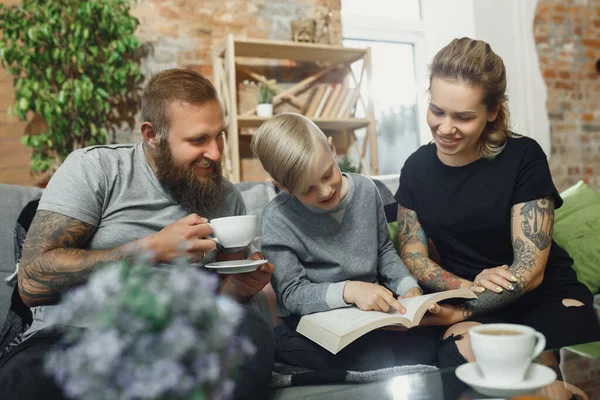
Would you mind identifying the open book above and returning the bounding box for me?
[297,288,477,354]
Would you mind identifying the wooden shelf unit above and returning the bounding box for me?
[212,34,378,182]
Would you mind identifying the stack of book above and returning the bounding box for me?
[300,83,360,119]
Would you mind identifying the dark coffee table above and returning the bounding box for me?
[270,341,600,400]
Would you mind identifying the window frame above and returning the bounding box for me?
[341,6,431,147]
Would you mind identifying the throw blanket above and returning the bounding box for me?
[269,362,438,388]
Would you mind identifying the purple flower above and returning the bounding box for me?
[44,260,254,400]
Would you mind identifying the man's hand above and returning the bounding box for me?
[471,265,517,294]
[419,303,464,326]
[226,251,275,300]
[144,214,217,263]
[343,281,406,313]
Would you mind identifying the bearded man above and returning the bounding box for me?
[0,69,275,400]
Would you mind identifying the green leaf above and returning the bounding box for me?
[96,88,109,98]
[2,0,143,175]
[21,135,31,146]
[18,97,29,111]
[26,27,35,41]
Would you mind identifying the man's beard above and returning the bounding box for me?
[154,140,224,216]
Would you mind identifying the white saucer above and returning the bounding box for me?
[204,259,268,274]
[455,362,556,397]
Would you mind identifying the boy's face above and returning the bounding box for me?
[294,143,344,211]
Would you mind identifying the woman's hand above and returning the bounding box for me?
[343,281,406,313]
[419,303,464,326]
[471,265,517,294]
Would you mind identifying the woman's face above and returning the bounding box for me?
[427,77,499,166]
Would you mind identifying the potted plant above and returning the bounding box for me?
[44,258,254,400]
[0,0,142,183]
[337,155,359,173]
[256,79,278,117]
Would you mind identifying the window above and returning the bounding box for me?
[342,0,428,175]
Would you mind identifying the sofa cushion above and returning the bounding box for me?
[370,178,397,223]
[236,181,277,225]
[553,181,600,294]
[0,184,42,329]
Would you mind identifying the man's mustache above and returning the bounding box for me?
[194,158,215,169]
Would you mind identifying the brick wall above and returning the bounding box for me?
[0,0,34,185]
[0,0,341,185]
[534,0,600,191]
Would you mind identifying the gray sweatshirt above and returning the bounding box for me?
[261,173,419,317]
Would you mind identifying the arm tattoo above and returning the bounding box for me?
[397,208,428,253]
[19,211,132,306]
[403,252,463,291]
[458,201,550,319]
[520,197,554,250]
[458,288,525,319]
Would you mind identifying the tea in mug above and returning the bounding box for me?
[478,329,524,336]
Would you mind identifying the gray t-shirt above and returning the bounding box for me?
[261,173,419,318]
[25,143,245,337]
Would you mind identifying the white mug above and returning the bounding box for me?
[208,215,258,248]
[469,323,546,386]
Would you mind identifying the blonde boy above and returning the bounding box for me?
[252,113,437,370]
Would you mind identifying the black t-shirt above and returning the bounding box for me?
[395,135,573,281]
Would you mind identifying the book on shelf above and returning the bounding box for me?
[336,88,356,119]
[296,287,477,354]
[336,88,358,119]
[313,84,333,118]
[321,84,343,118]
[305,84,327,117]
[327,86,348,119]
[300,87,318,116]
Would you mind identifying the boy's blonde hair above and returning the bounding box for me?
[430,37,513,159]
[251,113,330,194]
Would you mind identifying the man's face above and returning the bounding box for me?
[154,100,226,215]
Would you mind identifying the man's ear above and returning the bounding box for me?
[328,136,337,157]
[272,180,290,194]
[141,122,161,149]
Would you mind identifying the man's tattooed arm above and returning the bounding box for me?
[18,211,138,307]
[397,206,470,291]
[458,197,555,319]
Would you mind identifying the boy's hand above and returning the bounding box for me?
[343,281,406,313]
[397,287,422,301]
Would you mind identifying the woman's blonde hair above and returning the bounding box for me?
[430,37,512,159]
[251,113,330,194]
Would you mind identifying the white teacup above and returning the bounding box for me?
[208,215,257,248]
[469,323,546,386]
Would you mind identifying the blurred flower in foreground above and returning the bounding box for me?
[44,259,254,400]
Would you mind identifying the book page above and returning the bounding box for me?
[299,288,477,340]
[398,288,477,325]
[397,292,442,322]
[302,307,405,337]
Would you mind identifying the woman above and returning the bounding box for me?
[395,37,600,366]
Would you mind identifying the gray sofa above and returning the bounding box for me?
[0,184,42,330]
[0,182,400,400]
